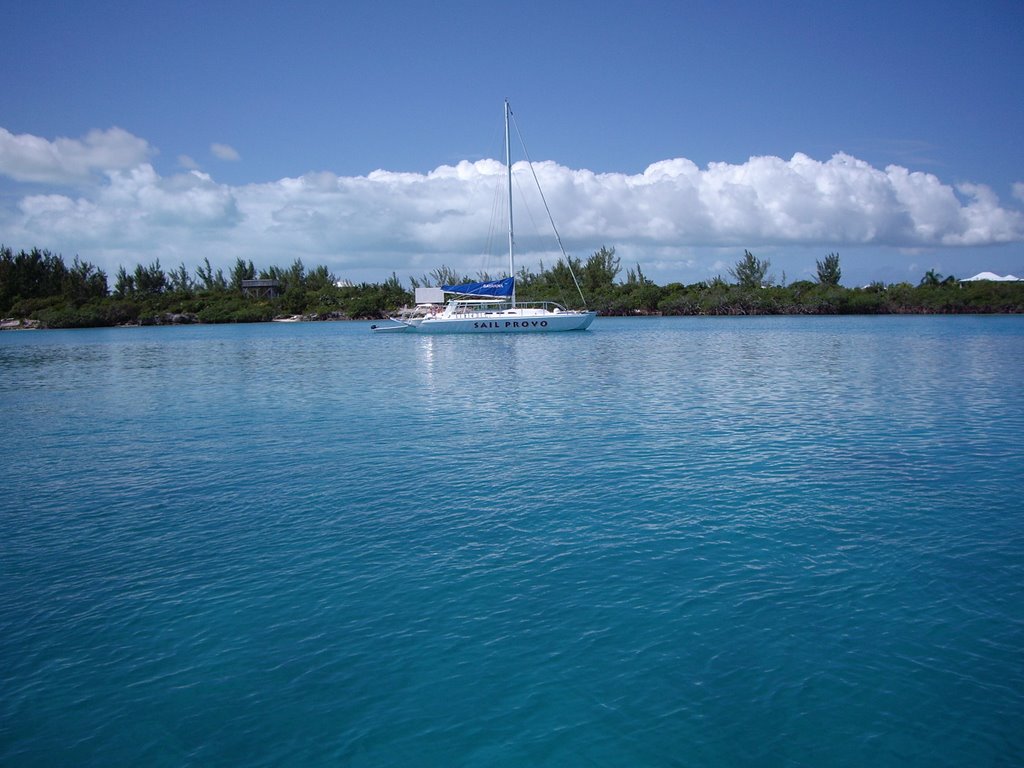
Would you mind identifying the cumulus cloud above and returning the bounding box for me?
[211,143,240,161]
[0,126,153,184]
[2,123,1022,283]
[15,166,241,256]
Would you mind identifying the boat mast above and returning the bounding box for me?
[505,99,516,308]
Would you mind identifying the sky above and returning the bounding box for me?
[1,0,1022,288]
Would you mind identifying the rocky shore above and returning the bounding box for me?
[1,318,42,330]
[1,311,356,330]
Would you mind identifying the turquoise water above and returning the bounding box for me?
[1,316,1022,766]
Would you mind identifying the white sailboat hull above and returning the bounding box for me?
[419,309,595,334]
[373,308,596,334]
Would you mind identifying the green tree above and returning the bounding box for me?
[284,258,305,293]
[113,266,135,297]
[305,264,335,292]
[424,265,468,287]
[230,258,256,291]
[195,258,227,292]
[0,247,66,309]
[133,260,166,295]
[920,269,943,287]
[544,256,584,297]
[61,256,107,303]
[167,262,194,295]
[582,246,620,294]
[729,250,772,289]
[0,245,14,311]
[816,252,842,286]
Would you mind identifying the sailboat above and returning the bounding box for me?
[371,101,597,334]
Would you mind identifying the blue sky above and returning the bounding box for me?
[2,0,1022,287]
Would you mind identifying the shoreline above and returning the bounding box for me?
[6,309,1024,332]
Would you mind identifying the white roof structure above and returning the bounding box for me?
[962,272,1022,282]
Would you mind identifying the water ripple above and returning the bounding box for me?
[1,318,1023,766]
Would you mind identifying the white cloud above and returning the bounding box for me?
[211,143,240,161]
[2,125,1022,284]
[0,126,153,184]
[15,166,241,256]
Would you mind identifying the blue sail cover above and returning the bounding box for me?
[441,276,514,297]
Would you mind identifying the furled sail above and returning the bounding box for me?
[441,277,514,297]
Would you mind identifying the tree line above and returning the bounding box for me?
[1,244,1022,329]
